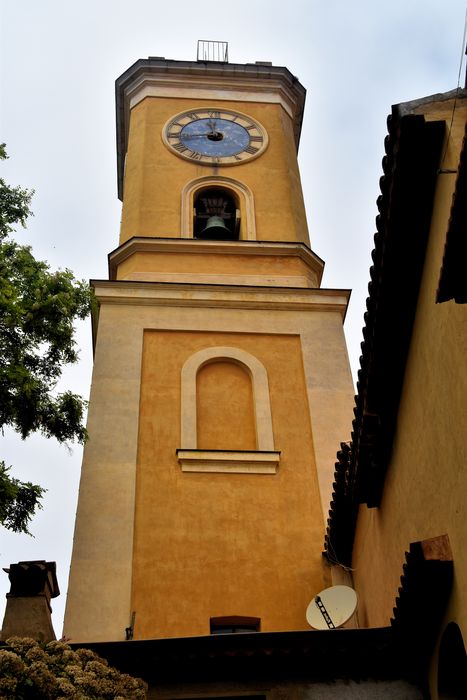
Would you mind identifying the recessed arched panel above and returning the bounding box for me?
[180,346,275,452]
[196,360,256,450]
[181,176,256,240]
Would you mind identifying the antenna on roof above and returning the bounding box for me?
[197,40,228,63]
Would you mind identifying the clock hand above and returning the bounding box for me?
[207,119,218,134]
[181,133,212,138]
[182,128,224,141]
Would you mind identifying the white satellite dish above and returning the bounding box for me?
[306,585,357,630]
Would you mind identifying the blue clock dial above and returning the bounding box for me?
[180,118,250,157]
[163,109,267,165]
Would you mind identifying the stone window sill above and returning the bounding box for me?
[176,449,280,474]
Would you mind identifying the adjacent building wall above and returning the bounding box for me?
[350,97,467,698]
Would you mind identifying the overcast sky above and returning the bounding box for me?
[1,0,466,636]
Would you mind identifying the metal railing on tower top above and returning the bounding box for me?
[197,40,228,63]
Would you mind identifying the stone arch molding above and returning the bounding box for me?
[181,176,257,240]
[177,346,280,474]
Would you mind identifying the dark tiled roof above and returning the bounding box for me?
[325,111,445,564]
[70,626,405,686]
[324,442,355,569]
[437,121,467,303]
[391,535,454,691]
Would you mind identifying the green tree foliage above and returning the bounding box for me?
[0,637,147,699]
[0,463,45,534]
[0,145,92,533]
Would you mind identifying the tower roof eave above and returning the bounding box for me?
[115,58,306,200]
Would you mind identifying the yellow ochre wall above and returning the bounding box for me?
[132,330,326,639]
[120,97,310,246]
[350,101,467,697]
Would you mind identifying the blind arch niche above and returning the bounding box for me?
[177,346,280,474]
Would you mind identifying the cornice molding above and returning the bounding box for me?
[128,74,301,117]
[91,278,350,317]
[108,237,324,284]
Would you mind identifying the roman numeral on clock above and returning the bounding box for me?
[245,145,259,154]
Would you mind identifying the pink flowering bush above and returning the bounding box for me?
[0,637,147,699]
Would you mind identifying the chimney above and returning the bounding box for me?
[1,560,59,642]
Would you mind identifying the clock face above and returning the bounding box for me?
[162,109,268,165]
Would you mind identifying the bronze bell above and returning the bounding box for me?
[199,215,232,240]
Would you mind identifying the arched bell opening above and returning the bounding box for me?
[193,187,240,240]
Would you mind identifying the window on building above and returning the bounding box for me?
[210,616,261,634]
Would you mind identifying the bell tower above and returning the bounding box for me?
[64,49,354,642]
